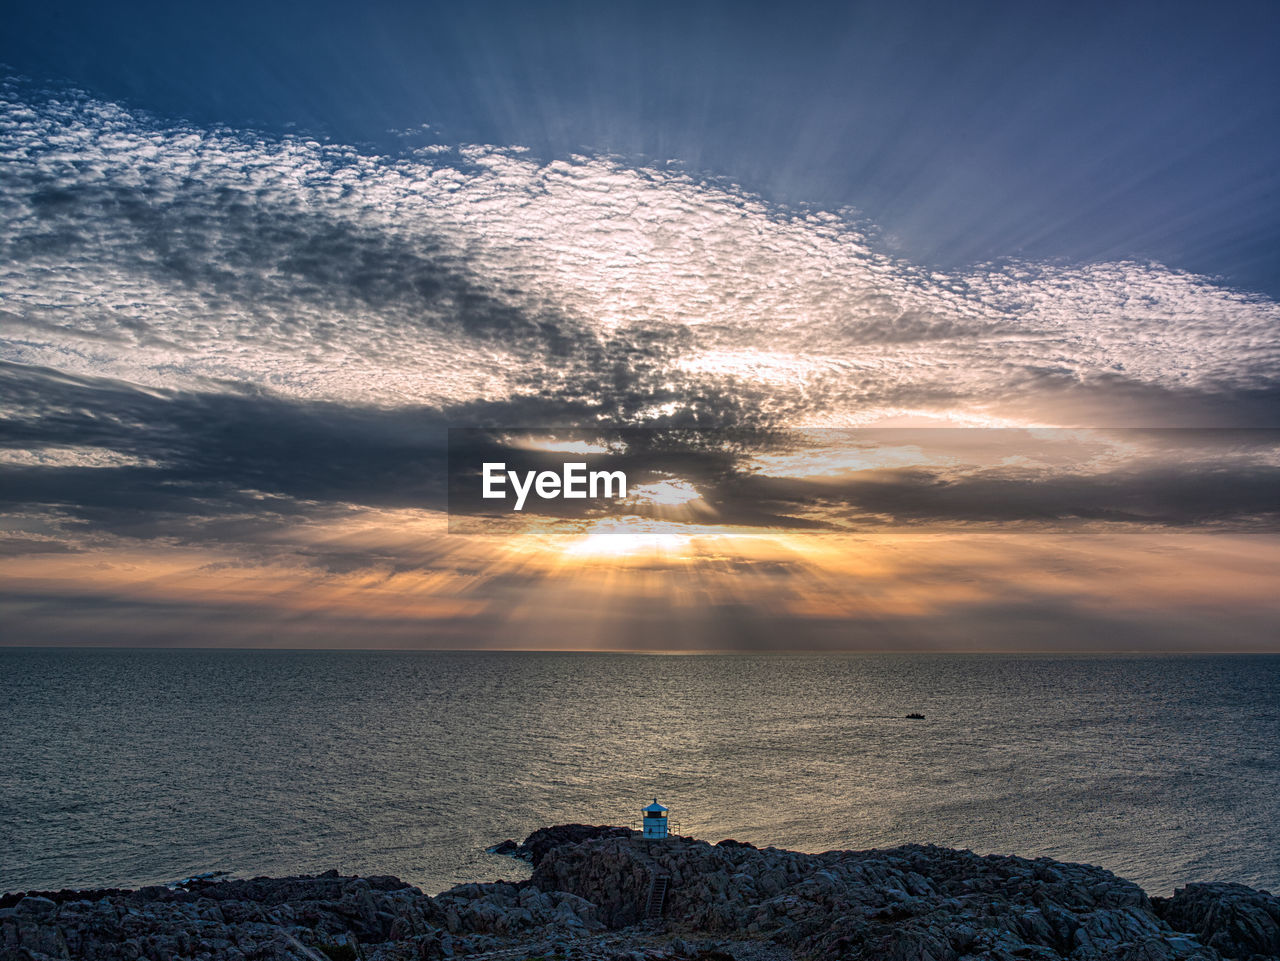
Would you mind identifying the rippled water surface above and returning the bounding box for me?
[2,650,1277,896]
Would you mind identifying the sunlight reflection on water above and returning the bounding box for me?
[2,651,1276,896]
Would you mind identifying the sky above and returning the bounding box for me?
[1,0,1279,650]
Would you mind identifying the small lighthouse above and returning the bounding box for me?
[642,799,669,839]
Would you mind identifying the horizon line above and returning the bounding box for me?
[3,644,1279,656]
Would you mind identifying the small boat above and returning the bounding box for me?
[905,713,925,720]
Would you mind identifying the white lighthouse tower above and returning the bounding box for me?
[641,799,669,839]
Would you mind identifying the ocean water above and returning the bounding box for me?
[1,650,1277,898]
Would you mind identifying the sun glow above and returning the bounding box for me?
[562,517,696,557]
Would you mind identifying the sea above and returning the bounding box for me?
[2,650,1277,898]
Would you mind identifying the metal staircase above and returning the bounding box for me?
[644,873,670,920]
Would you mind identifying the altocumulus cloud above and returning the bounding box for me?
[2,85,1280,575]
[4,87,1280,423]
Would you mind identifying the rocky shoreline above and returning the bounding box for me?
[3,825,1278,961]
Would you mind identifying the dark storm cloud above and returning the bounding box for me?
[0,363,778,539]
[0,362,448,529]
[5,359,1278,550]
[721,463,1280,530]
[443,428,1280,532]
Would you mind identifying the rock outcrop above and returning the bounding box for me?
[1153,883,1280,960]
[3,827,1276,961]
[491,825,634,867]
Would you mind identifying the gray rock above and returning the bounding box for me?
[1,828,1272,961]
[1153,883,1280,960]
[13,896,58,920]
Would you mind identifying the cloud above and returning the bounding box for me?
[443,427,1280,531]
[3,84,1280,649]
[3,85,1279,430]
